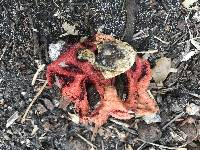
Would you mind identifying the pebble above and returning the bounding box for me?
[43,98,54,111]
[36,104,47,115]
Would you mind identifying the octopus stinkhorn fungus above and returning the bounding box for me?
[46,33,158,127]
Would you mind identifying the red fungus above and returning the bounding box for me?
[46,34,158,127]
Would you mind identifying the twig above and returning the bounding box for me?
[178,37,200,45]
[110,118,130,128]
[31,64,45,86]
[137,112,185,149]
[28,14,39,57]
[109,118,137,135]
[136,143,146,150]
[136,138,187,150]
[21,80,48,123]
[76,133,97,149]
[154,36,170,44]
[137,50,158,54]
[162,112,185,130]
[131,29,149,41]
[188,92,200,99]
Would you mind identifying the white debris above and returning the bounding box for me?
[191,38,200,50]
[49,41,65,61]
[142,113,161,124]
[97,25,105,33]
[21,91,26,96]
[182,0,199,10]
[6,111,19,128]
[181,50,197,62]
[61,22,79,35]
[68,112,79,124]
[186,103,200,115]
[193,11,200,22]
[32,28,38,32]
[181,39,200,62]
[31,125,39,135]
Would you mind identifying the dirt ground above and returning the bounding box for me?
[0,0,200,149]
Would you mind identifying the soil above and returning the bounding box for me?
[0,0,200,149]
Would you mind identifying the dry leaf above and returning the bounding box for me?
[152,57,171,85]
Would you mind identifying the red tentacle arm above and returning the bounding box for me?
[46,33,159,127]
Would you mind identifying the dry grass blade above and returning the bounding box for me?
[110,118,130,128]
[162,112,185,130]
[21,80,48,123]
[76,133,97,149]
[31,64,45,86]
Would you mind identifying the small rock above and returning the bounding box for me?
[49,41,65,61]
[193,11,200,22]
[3,134,10,140]
[36,103,47,115]
[42,122,51,131]
[43,98,54,111]
[186,103,200,115]
[52,99,60,107]
[31,125,39,135]
[0,99,4,106]
[62,22,79,35]
[6,129,13,135]
[21,91,26,96]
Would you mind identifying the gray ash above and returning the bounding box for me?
[89,0,126,36]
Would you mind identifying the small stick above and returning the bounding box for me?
[136,50,158,54]
[21,80,48,123]
[91,125,99,141]
[162,112,185,130]
[154,36,170,44]
[110,118,130,128]
[188,92,200,99]
[31,64,45,85]
[76,133,97,149]
[136,138,187,150]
